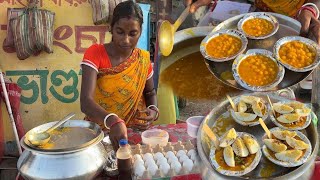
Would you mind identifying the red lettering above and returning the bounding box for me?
[0,0,12,4]
[53,25,73,54]
[74,0,86,4]
[51,0,61,6]
[74,25,109,54]
[64,0,72,6]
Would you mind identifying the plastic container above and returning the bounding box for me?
[186,116,204,138]
[116,139,132,179]
[141,129,169,147]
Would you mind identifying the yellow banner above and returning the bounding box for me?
[0,0,112,140]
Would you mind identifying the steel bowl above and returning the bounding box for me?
[238,12,279,40]
[200,29,248,62]
[232,49,285,91]
[274,36,320,72]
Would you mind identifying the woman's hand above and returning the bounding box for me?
[109,116,128,151]
[134,108,158,130]
[297,9,320,44]
[184,0,212,13]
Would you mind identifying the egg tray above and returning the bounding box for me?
[131,140,202,180]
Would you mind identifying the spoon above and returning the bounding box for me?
[27,112,75,146]
[266,95,275,116]
[226,94,237,111]
[158,6,190,56]
[203,123,220,150]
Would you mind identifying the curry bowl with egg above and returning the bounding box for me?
[262,127,312,167]
[274,36,320,72]
[269,100,312,130]
[237,12,279,40]
[200,29,248,62]
[232,49,285,91]
[209,128,262,176]
[229,95,269,126]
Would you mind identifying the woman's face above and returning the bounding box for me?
[112,17,141,54]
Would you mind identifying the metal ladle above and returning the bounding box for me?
[158,6,190,56]
[27,112,75,146]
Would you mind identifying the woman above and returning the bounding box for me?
[185,0,320,44]
[80,1,158,151]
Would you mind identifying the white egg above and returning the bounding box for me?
[194,157,201,167]
[134,164,146,177]
[277,113,300,124]
[159,163,170,175]
[156,157,168,166]
[143,153,153,161]
[275,150,303,163]
[273,103,294,114]
[165,151,175,159]
[133,154,143,161]
[182,159,194,172]
[171,161,182,174]
[176,150,186,158]
[133,158,144,167]
[190,153,199,161]
[154,152,164,161]
[233,112,257,122]
[145,157,156,163]
[147,164,158,176]
[187,149,197,158]
[179,154,190,163]
[144,159,157,168]
[167,156,179,164]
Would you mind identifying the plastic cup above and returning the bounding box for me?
[186,116,204,138]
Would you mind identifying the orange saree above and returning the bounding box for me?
[255,0,306,17]
[82,46,151,130]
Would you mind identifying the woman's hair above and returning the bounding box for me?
[111,1,144,29]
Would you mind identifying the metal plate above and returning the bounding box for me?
[204,13,313,91]
[21,120,104,154]
[197,93,319,179]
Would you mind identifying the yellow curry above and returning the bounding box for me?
[279,41,315,68]
[206,34,242,59]
[242,18,274,37]
[238,55,278,86]
[215,148,256,171]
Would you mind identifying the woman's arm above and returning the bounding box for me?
[143,77,157,107]
[297,1,320,44]
[80,65,115,125]
[80,65,127,150]
[307,0,320,10]
[133,75,158,129]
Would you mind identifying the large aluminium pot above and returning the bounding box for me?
[17,120,107,180]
